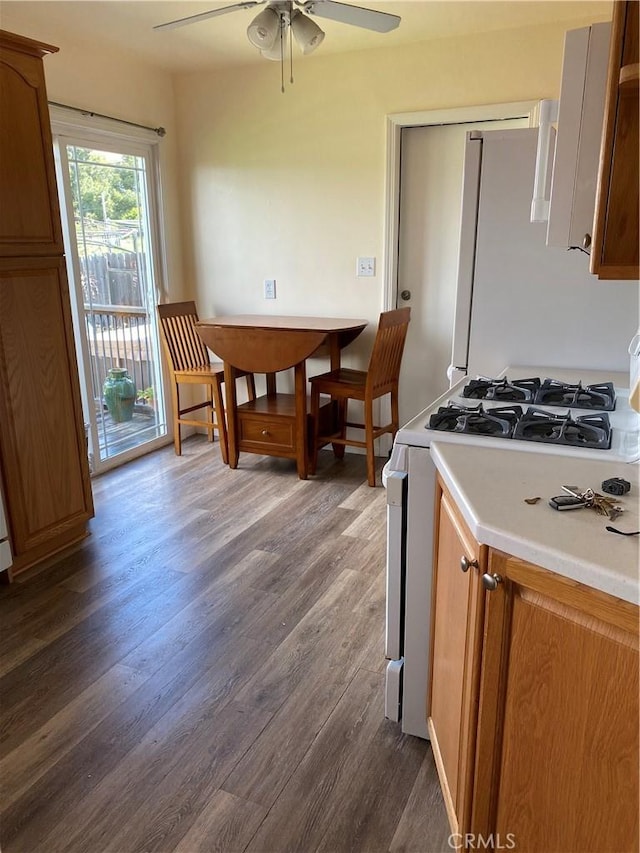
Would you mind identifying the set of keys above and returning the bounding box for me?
[549,485,624,519]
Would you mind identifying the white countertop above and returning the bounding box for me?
[430,442,640,605]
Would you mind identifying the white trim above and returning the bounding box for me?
[383,100,539,312]
[51,123,170,473]
[379,100,538,456]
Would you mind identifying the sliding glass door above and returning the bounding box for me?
[53,129,168,473]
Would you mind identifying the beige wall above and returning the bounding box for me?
[0,8,185,301]
[173,14,609,365]
[1,4,612,369]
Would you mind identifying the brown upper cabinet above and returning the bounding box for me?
[591,0,639,279]
[0,30,64,257]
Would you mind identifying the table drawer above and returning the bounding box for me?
[238,415,295,451]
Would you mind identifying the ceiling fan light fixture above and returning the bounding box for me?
[260,31,284,60]
[290,9,325,55]
[247,6,280,50]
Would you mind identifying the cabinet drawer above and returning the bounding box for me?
[238,416,295,451]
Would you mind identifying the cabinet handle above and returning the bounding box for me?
[261,429,270,436]
[482,572,503,591]
[460,555,479,573]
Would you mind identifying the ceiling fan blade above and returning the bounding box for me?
[154,1,263,31]
[300,0,400,33]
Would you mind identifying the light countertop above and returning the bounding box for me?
[430,442,640,605]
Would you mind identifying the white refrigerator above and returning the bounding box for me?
[448,127,638,386]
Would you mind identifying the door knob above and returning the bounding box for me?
[482,572,503,591]
[400,290,411,301]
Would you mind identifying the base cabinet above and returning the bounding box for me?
[431,484,640,851]
[0,257,93,567]
[429,479,487,836]
[473,552,639,852]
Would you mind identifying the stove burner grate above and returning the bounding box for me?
[462,376,540,403]
[428,403,522,437]
[533,379,616,411]
[512,407,612,449]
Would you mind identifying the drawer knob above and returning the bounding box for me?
[261,429,270,436]
[460,555,479,573]
[482,572,503,591]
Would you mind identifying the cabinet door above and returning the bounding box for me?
[0,256,93,568]
[429,481,486,836]
[591,0,639,279]
[473,552,639,852]
[0,33,63,257]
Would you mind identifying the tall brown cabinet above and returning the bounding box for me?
[0,30,94,578]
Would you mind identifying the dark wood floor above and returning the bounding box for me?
[0,438,450,853]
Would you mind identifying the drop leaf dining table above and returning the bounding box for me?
[195,315,368,479]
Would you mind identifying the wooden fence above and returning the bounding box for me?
[81,250,143,307]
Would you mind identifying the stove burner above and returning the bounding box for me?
[533,379,616,411]
[462,376,540,403]
[512,408,612,450]
[428,403,522,437]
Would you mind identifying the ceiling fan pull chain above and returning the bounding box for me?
[280,22,285,93]
[289,20,294,85]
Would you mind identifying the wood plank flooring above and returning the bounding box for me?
[0,439,450,853]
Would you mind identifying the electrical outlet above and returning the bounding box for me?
[356,257,375,277]
[264,279,276,299]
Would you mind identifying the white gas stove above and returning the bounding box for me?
[383,365,639,740]
[393,366,639,463]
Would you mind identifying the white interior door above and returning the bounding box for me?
[396,118,527,426]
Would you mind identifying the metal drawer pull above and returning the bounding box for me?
[460,555,479,573]
[261,429,270,436]
[482,573,503,591]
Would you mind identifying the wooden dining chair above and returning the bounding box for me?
[309,307,411,486]
[157,301,255,460]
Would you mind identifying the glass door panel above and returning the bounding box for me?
[56,139,167,472]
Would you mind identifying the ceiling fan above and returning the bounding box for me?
[154,2,401,87]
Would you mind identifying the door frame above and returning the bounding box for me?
[50,106,171,473]
[382,101,540,313]
[375,101,539,455]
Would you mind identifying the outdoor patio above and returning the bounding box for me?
[96,403,166,460]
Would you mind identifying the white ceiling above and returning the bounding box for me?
[1,1,613,74]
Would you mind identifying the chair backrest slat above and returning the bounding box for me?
[366,307,411,396]
[157,301,210,372]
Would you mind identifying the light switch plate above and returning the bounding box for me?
[357,257,375,277]
[264,279,276,299]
